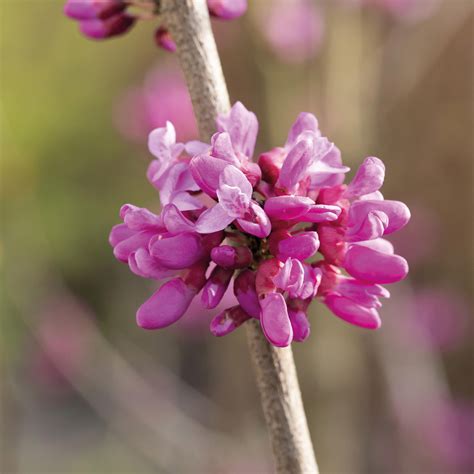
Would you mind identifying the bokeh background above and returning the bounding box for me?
[1,1,473,473]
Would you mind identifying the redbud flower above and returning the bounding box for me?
[110,102,410,346]
[115,62,197,143]
[258,0,325,63]
[64,0,247,46]
[207,0,247,20]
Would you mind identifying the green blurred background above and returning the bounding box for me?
[1,1,473,473]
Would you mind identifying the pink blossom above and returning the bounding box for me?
[115,63,197,144]
[207,0,247,20]
[258,0,325,63]
[64,0,246,46]
[111,102,410,346]
[364,0,441,21]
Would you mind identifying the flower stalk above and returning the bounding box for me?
[161,0,318,471]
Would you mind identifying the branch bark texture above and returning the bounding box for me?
[162,1,318,472]
[161,0,231,140]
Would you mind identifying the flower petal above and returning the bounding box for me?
[234,270,260,318]
[260,293,293,347]
[210,305,250,337]
[149,232,204,269]
[136,278,195,329]
[216,101,258,158]
[201,266,234,309]
[288,309,311,342]
[195,203,235,233]
[190,154,229,198]
[236,201,272,238]
[345,157,385,199]
[286,112,319,147]
[344,244,409,284]
[264,195,314,220]
[325,294,381,329]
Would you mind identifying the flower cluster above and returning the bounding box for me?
[64,0,247,46]
[110,102,410,347]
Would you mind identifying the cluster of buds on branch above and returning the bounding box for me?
[64,0,246,47]
[110,102,410,347]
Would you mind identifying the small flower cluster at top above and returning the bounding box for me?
[109,102,410,347]
[63,0,246,48]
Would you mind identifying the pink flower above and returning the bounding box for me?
[64,0,246,46]
[115,63,197,143]
[366,0,441,21]
[64,0,135,40]
[111,102,410,346]
[258,0,325,63]
[195,165,271,238]
[207,0,247,20]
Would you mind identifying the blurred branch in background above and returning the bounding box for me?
[8,277,244,473]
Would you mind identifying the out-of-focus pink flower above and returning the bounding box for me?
[412,288,470,350]
[110,102,410,346]
[115,63,197,144]
[30,293,94,392]
[367,0,441,21]
[258,0,324,63]
[423,401,474,470]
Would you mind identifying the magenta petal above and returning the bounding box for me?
[336,277,390,307]
[304,204,341,222]
[348,199,411,235]
[325,294,381,329]
[216,102,258,158]
[190,155,229,198]
[278,138,315,192]
[113,230,155,263]
[277,231,320,260]
[79,14,134,40]
[207,0,247,20]
[219,164,253,199]
[120,204,163,231]
[354,238,394,254]
[345,210,389,242]
[344,244,409,284]
[288,309,311,342]
[148,121,178,161]
[210,132,240,165]
[286,112,319,147]
[155,27,176,52]
[210,305,250,337]
[201,266,234,309]
[109,223,135,247]
[211,245,252,269]
[136,278,195,329]
[64,0,124,20]
[260,293,293,347]
[237,201,271,238]
[309,146,349,188]
[264,195,314,220]
[345,156,385,198]
[234,270,260,318]
[149,233,204,269]
[185,140,210,156]
[128,248,176,280]
[195,203,234,233]
[162,204,196,233]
